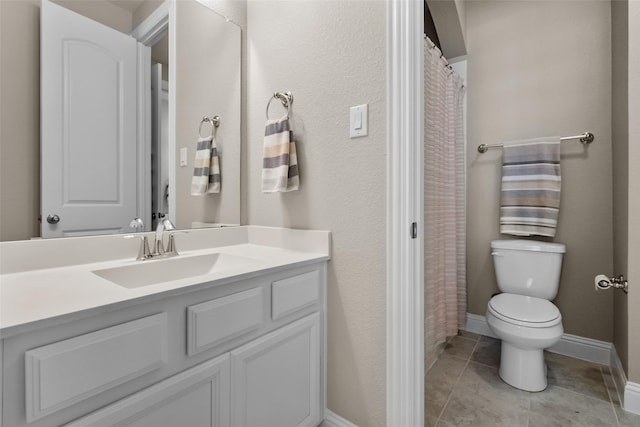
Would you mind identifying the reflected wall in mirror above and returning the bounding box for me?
[0,0,241,241]
[174,0,241,231]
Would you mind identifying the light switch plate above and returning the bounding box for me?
[350,104,368,138]
[179,147,188,167]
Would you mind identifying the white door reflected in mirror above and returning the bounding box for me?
[41,0,141,238]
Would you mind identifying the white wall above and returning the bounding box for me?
[246,1,387,425]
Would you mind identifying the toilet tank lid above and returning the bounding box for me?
[491,239,566,253]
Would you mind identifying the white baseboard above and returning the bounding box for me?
[464,312,611,365]
[321,409,358,427]
[624,381,640,415]
[547,333,612,365]
[610,344,628,406]
[464,313,496,338]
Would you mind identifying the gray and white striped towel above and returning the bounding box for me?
[500,137,561,237]
[190,136,220,195]
[262,116,299,193]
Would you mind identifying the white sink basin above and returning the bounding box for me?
[92,253,255,288]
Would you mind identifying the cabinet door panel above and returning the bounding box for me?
[65,354,229,427]
[231,313,320,427]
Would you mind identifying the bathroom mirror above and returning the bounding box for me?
[0,0,241,240]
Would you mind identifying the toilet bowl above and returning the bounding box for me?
[486,239,566,392]
[486,293,563,391]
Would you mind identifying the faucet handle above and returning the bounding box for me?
[166,231,187,257]
[160,217,176,232]
[124,234,152,261]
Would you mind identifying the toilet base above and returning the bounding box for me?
[499,342,547,392]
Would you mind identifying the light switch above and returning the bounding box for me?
[354,111,363,129]
[180,147,188,167]
[350,104,368,138]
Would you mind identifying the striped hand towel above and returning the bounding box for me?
[500,137,561,237]
[190,136,221,195]
[262,116,299,193]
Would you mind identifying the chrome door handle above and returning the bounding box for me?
[46,214,60,224]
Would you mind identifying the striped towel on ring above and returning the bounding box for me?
[500,137,561,237]
[190,136,220,195]
[262,116,299,193]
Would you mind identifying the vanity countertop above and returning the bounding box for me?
[0,226,330,338]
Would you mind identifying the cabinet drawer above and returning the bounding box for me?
[25,313,168,422]
[187,287,264,356]
[271,270,320,320]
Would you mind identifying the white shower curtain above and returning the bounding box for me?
[424,37,467,363]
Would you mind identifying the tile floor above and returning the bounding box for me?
[426,332,640,427]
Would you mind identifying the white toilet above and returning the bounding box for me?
[486,239,565,392]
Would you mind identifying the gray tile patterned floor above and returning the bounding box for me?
[426,332,640,427]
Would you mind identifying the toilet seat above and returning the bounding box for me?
[488,293,561,328]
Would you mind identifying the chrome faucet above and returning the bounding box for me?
[152,217,177,257]
[125,217,181,261]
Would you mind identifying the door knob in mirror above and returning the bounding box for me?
[46,214,60,224]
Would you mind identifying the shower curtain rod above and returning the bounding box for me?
[424,35,460,77]
[477,132,595,153]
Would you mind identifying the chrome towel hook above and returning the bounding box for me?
[266,91,293,120]
[199,115,220,139]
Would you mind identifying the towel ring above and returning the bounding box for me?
[266,92,293,120]
[199,115,220,139]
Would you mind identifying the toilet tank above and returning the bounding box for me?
[491,240,566,300]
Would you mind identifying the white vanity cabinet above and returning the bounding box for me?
[0,261,326,427]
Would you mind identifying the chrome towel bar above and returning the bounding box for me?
[477,132,594,153]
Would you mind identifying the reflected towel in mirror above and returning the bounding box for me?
[191,136,221,195]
